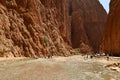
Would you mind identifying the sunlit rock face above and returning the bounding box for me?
[0,0,108,57]
[102,0,120,56]
[70,0,107,53]
[0,0,71,57]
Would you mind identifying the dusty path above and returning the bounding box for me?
[0,55,120,80]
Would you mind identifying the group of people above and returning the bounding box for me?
[83,53,110,61]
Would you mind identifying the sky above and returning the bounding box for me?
[99,0,110,13]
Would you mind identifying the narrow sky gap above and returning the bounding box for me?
[99,0,110,13]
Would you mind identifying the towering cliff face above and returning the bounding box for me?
[0,0,71,57]
[102,0,120,56]
[40,0,71,44]
[70,0,107,53]
[0,0,107,57]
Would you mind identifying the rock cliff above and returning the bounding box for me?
[0,0,107,57]
[70,0,107,53]
[0,0,71,57]
[102,0,120,56]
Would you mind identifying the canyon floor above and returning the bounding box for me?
[0,55,120,80]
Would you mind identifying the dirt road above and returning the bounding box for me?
[0,55,120,80]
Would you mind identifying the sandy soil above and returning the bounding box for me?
[0,55,120,80]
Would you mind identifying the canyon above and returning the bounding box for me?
[1,0,120,80]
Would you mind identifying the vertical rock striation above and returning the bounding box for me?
[70,0,107,53]
[0,0,108,57]
[0,0,71,57]
[102,0,120,56]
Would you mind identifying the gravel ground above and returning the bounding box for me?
[0,55,120,80]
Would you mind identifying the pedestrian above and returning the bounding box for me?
[106,54,109,61]
[90,55,93,59]
[48,53,52,59]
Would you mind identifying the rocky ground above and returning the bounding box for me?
[0,55,120,80]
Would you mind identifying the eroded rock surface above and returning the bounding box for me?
[0,0,71,57]
[102,0,120,56]
[70,0,107,53]
[0,0,107,57]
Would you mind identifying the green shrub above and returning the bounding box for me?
[44,36,49,46]
[2,48,6,53]
[0,48,6,54]
[75,52,80,55]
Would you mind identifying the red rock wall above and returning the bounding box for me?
[102,0,120,55]
[40,0,71,44]
[70,0,107,53]
[0,0,108,57]
[0,0,71,57]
